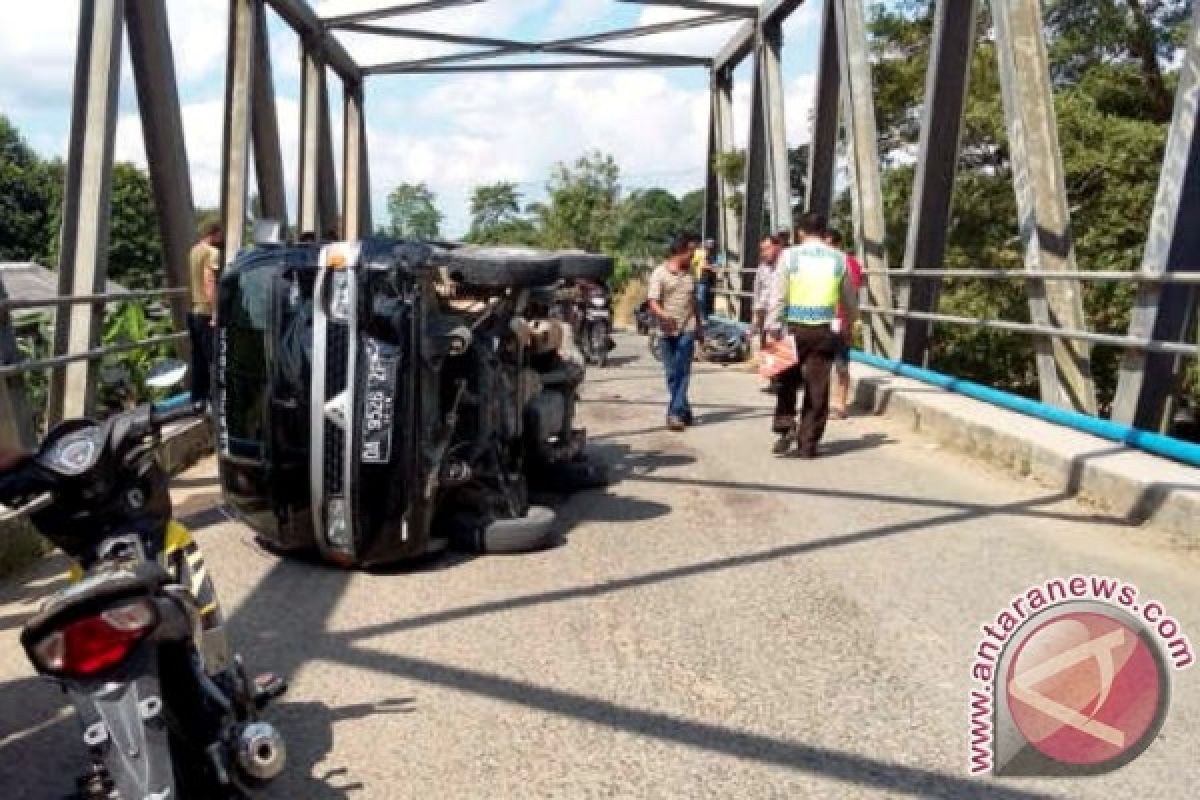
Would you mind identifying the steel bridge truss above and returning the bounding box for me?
[1,0,1197,447]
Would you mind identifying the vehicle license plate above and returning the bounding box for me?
[361,337,398,464]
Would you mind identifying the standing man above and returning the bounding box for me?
[751,233,785,337]
[188,223,223,404]
[766,212,859,457]
[752,233,787,394]
[827,229,864,419]
[648,235,703,432]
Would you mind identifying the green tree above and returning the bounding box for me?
[860,0,1189,412]
[615,188,681,257]
[386,182,443,240]
[788,144,809,211]
[678,188,706,234]
[534,151,621,252]
[0,115,60,263]
[465,181,540,245]
[468,182,520,235]
[107,162,164,289]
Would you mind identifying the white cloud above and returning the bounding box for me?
[3,0,824,239]
[115,97,303,217]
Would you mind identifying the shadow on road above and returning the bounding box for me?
[268,697,417,797]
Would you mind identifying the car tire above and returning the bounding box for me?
[442,246,562,289]
[557,250,615,282]
[455,505,560,554]
[531,460,610,492]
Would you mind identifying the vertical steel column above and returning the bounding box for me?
[894,0,978,366]
[761,19,791,235]
[318,74,340,236]
[0,284,35,450]
[1113,9,1200,430]
[835,0,892,356]
[702,69,721,244]
[806,0,840,219]
[220,0,257,266]
[126,0,195,341]
[343,82,367,238]
[251,0,288,228]
[357,111,373,234]
[298,45,325,236]
[739,29,771,321]
[993,0,1096,413]
[49,0,125,422]
[713,68,742,298]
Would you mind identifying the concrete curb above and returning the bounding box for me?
[0,419,213,579]
[850,365,1200,547]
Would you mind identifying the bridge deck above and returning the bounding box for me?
[1,334,1197,798]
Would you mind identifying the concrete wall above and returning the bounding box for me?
[851,365,1200,547]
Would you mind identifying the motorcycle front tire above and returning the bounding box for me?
[589,320,610,368]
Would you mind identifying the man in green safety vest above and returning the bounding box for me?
[766,211,860,458]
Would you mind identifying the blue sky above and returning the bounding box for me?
[1,0,822,236]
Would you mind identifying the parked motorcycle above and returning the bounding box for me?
[572,278,614,367]
[647,315,752,365]
[0,361,287,799]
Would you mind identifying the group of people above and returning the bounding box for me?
[645,211,862,457]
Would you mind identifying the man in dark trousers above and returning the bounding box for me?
[187,223,223,404]
[766,212,859,458]
[647,234,704,432]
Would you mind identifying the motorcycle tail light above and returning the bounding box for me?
[30,598,158,678]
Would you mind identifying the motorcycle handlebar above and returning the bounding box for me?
[0,460,43,508]
[150,402,205,429]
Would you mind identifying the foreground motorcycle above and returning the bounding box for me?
[0,362,287,799]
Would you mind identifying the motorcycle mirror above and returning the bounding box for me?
[146,359,189,390]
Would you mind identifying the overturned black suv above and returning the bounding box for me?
[214,239,611,567]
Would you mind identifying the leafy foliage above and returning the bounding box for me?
[857,0,1193,415]
[531,151,621,252]
[464,182,540,246]
[386,182,443,240]
[0,116,61,263]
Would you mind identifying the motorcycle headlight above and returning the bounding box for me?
[329,271,351,322]
[589,296,607,308]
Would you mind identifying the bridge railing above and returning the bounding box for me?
[0,288,188,448]
[853,269,1200,358]
[715,269,1199,355]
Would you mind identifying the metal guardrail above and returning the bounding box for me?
[862,269,1200,284]
[711,268,1199,356]
[0,288,189,379]
[715,267,1200,283]
[0,332,189,379]
[857,306,1198,356]
[0,287,189,313]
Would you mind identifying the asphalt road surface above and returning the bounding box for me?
[2,333,1197,799]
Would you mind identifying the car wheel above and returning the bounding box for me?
[557,250,615,282]
[455,505,560,554]
[441,246,561,289]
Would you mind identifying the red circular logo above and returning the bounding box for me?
[1005,611,1164,766]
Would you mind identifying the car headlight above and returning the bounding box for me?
[329,271,351,322]
[326,496,351,551]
